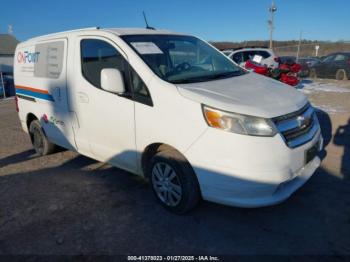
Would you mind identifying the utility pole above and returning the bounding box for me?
[296,31,302,62]
[268,0,277,49]
[315,45,320,57]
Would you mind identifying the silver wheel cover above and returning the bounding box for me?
[151,162,182,207]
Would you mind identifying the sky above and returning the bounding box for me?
[1,0,349,42]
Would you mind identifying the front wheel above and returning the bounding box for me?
[336,69,348,81]
[29,120,56,156]
[148,150,201,214]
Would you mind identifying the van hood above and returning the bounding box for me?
[176,73,308,118]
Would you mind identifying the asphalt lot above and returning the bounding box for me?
[0,81,349,255]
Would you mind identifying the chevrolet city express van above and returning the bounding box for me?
[14,28,323,213]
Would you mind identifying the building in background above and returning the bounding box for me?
[0,34,19,97]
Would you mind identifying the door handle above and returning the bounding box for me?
[77,92,89,103]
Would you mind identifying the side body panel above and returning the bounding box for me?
[14,38,76,150]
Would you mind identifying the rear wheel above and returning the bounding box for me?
[336,69,348,81]
[309,68,317,79]
[29,120,56,156]
[148,150,201,214]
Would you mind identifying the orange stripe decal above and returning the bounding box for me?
[15,85,49,94]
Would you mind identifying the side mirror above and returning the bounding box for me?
[101,68,126,94]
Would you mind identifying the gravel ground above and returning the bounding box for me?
[0,80,349,256]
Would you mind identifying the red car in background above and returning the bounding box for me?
[279,56,310,77]
[245,56,302,87]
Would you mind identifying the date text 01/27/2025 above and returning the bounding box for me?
[127,256,220,261]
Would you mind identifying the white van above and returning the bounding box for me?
[14,28,323,213]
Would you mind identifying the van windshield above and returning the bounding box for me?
[121,34,245,84]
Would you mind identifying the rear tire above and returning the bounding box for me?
[309,68,317,79]
[336,69,348,81]
[29,120,56,156]
[148,150,201,214]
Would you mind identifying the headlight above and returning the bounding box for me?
[203,105,277,137]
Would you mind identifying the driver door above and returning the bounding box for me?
[72,37,137,173]
[318,55,335,78]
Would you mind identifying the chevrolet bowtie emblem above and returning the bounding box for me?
[297,115,310,128]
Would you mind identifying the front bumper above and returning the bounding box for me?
[184,127,323,208]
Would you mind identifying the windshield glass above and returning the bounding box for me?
[121,34,245,84]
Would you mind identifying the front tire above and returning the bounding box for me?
[29,120,56,156]
[336,69,348,81]
[148,150,201,214]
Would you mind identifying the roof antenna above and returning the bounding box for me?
[143,11,155,30]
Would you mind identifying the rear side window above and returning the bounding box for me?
[242,51,252,62]
[242,50,271,62]
[334,54,346,61]
[232,52,243,64]
[81,39,128,89]
[257,51,271,59]
[34,41,64,79]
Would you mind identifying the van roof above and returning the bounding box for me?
[20,27,186,44]
[106,28,181,35]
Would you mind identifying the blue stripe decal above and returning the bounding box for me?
[16,89,55,102]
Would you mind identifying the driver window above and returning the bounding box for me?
[81,39,128,89]
[130,67,149,97]
[81,39,152,105]
[323,55,335,63]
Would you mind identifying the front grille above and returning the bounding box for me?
[273,103,320,148]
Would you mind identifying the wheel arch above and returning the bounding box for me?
[141,143,189,178]
[26,113,38,130]
[336,68,348,80]
[143,142,202,213]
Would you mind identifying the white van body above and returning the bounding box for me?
[14,28,323,211]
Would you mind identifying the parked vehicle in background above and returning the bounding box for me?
[279,56,296,64]
[298,57,321,68]
[0,83,4,98]
[279,56,309,78]
[245,57,301,86]
[0,74,15,97]
[15,28,323,213]
[297,57,321,77]
[223,47,279,68]
[309,52,350,80]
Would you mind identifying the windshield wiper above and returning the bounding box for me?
[170,71,243,84]
[171,77,211,84]
[206,71,243,80]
